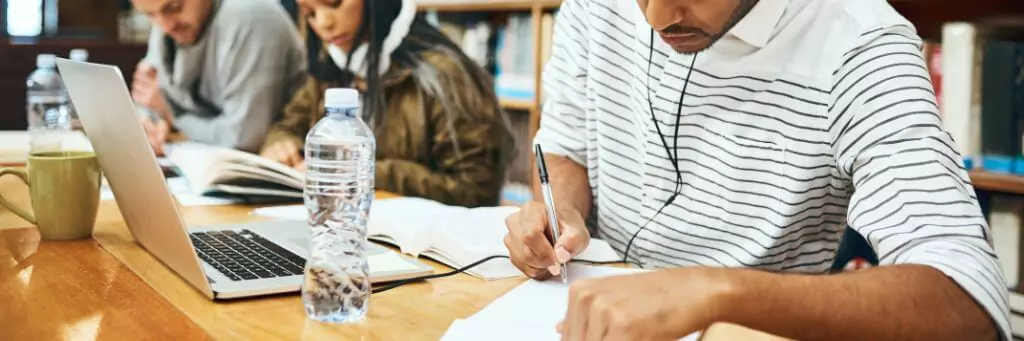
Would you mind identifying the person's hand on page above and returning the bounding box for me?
[555,267,734,341]
[140,116,169,156]
[260,140,303,167]
[504,201,590,280]
[131,62,173,124]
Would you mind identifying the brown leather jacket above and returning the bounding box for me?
[262,50,511,207]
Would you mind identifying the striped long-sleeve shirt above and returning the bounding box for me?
[533,0,1010,337]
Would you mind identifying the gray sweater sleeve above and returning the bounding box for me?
[173,3,304,153]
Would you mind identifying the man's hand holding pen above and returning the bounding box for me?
[503,201,590,281]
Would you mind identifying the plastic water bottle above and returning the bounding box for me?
[301,88,376,323]
[26,53,72,153]
[67,49,88,130]
[69,49,89,63]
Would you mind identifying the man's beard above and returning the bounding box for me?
[678,0,760,55]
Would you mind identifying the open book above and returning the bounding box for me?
[166,142,303,202]
[253,197,623,280]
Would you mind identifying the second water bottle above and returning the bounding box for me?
[301,88,376,323]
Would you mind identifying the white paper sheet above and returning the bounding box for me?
[442,319,561,341]
[441,264,700,341]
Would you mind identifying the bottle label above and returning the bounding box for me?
[326,107,359,119]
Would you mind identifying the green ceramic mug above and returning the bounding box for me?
[0,151,102,240]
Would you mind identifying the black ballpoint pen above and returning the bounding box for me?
[534,144,568,283]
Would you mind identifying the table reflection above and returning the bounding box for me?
[0,226,201,340]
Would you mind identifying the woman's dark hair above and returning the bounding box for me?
[305,0,496,132]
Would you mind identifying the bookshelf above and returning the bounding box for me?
[417,0,556,129]
[499,98,534,111]
[891,0,1024,41]
[418,0,558,187]
[891,1,1024,195]
[971,171,1024,196]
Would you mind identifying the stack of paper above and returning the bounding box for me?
[441,264,701,340]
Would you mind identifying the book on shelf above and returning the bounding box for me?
[493,12,555,103]
[978,40,1024,174]
[939,22,984,170]
[165,142,303,203]
[927,22,1024,175]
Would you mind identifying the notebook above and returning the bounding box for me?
[252,197,623,280]
[441,264,701,341]
[166,142,303,202]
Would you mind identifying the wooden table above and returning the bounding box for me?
[0,174,789,340]
[0,175,209,340]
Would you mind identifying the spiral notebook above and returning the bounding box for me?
[252,197,623,280]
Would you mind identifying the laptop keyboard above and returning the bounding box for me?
[189,230,306,281]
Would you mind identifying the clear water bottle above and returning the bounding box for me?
[26,53,72,153]
[69,49,89,62]
[67,49,88,130]
[301,88,376,323]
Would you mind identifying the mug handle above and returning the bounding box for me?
[0,168,36,225]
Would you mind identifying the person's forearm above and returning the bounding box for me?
[715,265,997,341]
[531,153,592,218]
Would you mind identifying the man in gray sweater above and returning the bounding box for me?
[130,0,306,154]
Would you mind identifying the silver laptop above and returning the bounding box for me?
[56,59,433,300]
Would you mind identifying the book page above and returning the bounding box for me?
[166,142,303,194]
[213,163,303,189]
[251,196,623,280]
[252,197,624,279]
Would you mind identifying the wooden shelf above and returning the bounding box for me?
[416,0,561,12]
[890,0,1024,41]
[970,171,1024,195]
[500,98,534,111]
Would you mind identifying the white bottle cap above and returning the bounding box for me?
[69,49,89,62]
[324,88,360,108]
[36,54,56,68]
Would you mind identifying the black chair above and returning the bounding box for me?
[830,227,879,273]
[281,0,298,24]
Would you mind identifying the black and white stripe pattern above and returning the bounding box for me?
[534,0,1010,337]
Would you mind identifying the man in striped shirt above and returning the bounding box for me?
[503,0,1009,340]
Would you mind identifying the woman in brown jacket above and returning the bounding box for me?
[263,0,515,207]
